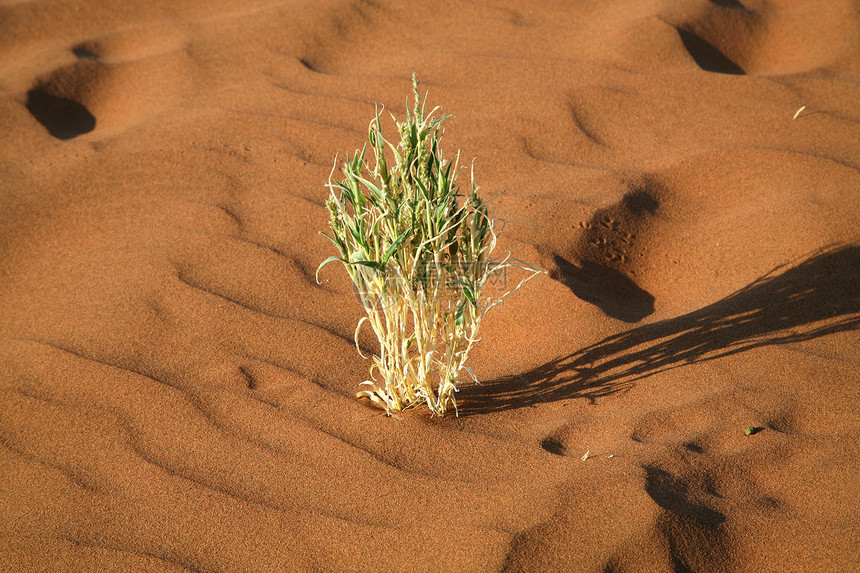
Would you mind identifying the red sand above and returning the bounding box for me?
[1,1,858,571]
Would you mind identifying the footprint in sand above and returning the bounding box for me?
[26,84,96,140]
[25,24,191,140]
[674,26,745,75]
[550,185,661,323]
[666,0,860,76]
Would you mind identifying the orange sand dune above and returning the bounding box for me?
[1,0,858,571]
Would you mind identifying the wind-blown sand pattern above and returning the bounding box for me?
[1,0,859,571]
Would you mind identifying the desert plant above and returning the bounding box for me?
[317,75,540,416]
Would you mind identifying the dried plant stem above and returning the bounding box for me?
[318,75,541,416]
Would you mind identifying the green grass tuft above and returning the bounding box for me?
[318,75,541,417]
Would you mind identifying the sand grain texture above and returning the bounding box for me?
[1,0,859,571]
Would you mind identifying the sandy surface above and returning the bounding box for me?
[2,0,859,571]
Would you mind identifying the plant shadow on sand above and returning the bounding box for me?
[460,245,860,415]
